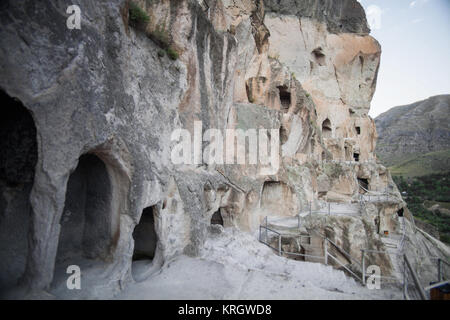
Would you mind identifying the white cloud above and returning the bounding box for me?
[366,5,383,30]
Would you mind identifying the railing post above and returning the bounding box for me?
[404,255,427,300]
[361,249,366,285]
[278,234,282,256]
[438,258,442,282]
[403,255,407,299]
[265,217,268,243]
[324,238,328,265]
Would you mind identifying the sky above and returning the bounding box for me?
[357,0,450,118]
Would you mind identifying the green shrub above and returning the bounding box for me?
[129,2,150,26]
[440,233,450,244]
[157,49,165,58]
[166,47,179,60]
[151,26,170,48]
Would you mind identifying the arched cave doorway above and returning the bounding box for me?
[0,90,37,291]
[211,209,224,226]
[322,119,332,138]
[132,206,157,261]
[397,208,404,217]
[278,86,291,112]
[54,154,115,281]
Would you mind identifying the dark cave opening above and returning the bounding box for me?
[312,48,326,66]
[278,86,291,112]
[356,126,361,135]
[322,118,332,138]
[55,154,114,271]
[353,153,360,162]
[133,206,157,261]
[358,178,369,192]
[0,89,37,290]
[397,208,404,217]
[211,209,224,226]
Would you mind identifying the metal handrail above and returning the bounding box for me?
[437,258,450,281]
[312,230,362,268]
[259,216,430,299]
[327,253,362,282]
[327,238,362,267]
[403,255,427,300]
[259,225,281,236]
[259,225,326,261]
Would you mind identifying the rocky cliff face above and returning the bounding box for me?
[375,95,450,168]
[0,0,447,299]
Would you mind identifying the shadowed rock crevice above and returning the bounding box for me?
[133,206,157,261]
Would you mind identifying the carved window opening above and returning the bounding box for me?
[278,86,291,112]
[312,48,326,66]
[322,119,332,138]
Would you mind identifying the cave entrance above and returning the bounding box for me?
[312,48,326,66]
[211,209,224,226]
[355,126,361,135]
[54,154,115,278]
[353,153,360,162]
[278,86,291,112]
[322,119,332,138]
[358,178,369,193]
[133,206,157,261]
[0,90,37,290]
[397,208,404,217]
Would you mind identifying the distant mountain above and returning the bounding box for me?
[375,95,450,176]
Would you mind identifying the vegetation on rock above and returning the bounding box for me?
[394,173,450,243]
[129,2,150,27]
